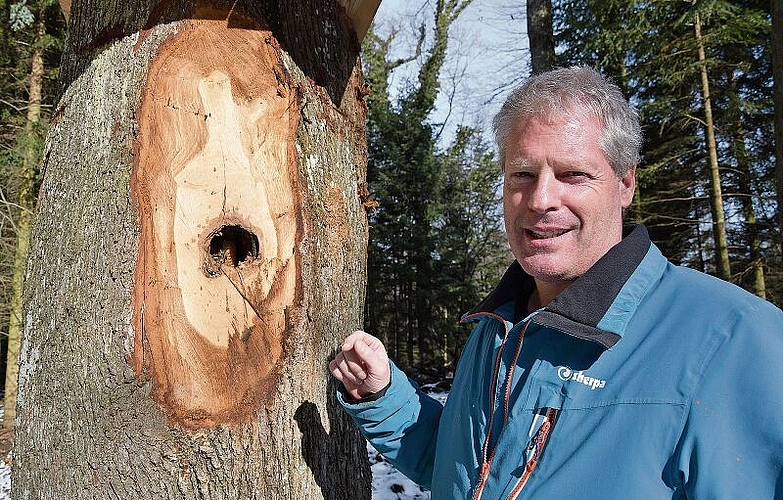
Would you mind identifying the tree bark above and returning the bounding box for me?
[526,0,555,74]
[694,12,731,281]
[3,4,47,432]
[13,1,372,498]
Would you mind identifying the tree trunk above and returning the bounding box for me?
[772,0,783,254]
[3,5,47,432]
[13,1,372,498]
[728,66,766,299]
[526,0,555,74]
[694,12,731,281]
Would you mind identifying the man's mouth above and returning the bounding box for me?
[525,228,571,239]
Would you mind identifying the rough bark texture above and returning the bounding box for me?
[13,1,372,499]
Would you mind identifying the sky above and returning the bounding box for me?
[370,0,531,147]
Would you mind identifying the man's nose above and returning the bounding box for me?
[527,172,560,213]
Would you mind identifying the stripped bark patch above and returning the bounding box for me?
[130,14,301,429]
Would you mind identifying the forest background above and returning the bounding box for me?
[0,0,782,430]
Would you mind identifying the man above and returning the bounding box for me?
[330,66,783,499]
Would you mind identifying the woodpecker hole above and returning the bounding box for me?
[205,225,259,277]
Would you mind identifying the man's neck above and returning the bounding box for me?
[531,280,572,309]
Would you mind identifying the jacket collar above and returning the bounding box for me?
[464,224,653,350]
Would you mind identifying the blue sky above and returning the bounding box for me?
[370,0,531,147]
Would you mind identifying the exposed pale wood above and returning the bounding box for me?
[337,0,381,39]
[133,18,301,428]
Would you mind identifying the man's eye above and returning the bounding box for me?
[564,171,594,180]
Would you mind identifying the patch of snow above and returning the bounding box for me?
[0,458,8,500]
[0,407,8,500]
[368,442,429,499]
[368,390,447,500]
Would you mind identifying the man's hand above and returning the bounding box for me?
[329,331,391,400]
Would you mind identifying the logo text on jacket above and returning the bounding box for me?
[557,366,606,390]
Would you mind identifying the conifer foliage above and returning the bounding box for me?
[0,0,65,424]
[554,0,781,304]
[362,0,507,378]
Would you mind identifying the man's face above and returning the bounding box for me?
[503,113,635,289]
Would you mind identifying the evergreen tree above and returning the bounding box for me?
[0,0,65,416]
[431,126,507,371]
[363,0,509,378]
[553,0,780,304]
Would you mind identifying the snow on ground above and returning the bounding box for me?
[0,407,8,500]
[368,442,429,500]
[0,389,448,499]
[370,386,448,500]
[0,459,8,500]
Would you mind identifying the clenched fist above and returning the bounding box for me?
[329,331,391,400]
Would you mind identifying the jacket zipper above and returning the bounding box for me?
[472,319,531,500]
[470,316,559,500]
[506,407,559,500]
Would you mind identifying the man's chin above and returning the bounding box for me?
[518,259,578,284]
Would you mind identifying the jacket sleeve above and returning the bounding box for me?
[337,361,444,489]
[672,301,783,498]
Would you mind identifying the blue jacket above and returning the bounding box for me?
[340,225,783,499]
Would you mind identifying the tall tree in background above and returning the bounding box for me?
[14,0,375,497]
[717,4,773,298]
[527,0,555,73]
[364,0,471,373]
[682,0,773,296]
[772,0,783,253]
[432,127,507,368]
[363,0,509,377]
[694,9,731,281]
[553,0,780,304]
[0,0,65,430]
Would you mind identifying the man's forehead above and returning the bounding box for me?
[511,111,599,132]
[509,114,600,147]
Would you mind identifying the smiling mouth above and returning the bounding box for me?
[526,228,571,239]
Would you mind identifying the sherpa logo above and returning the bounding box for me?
[557,366,606,390]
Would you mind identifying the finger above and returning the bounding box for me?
[328,356,343,378]
[352,339,390,392]
[341,347,368,380]
[330,353,366,387]
[354,337,388,368]
[359,334,384,353]
[341,330,378,352]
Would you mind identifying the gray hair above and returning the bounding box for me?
[492,66,642,177]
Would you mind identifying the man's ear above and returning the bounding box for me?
[620,165,636,208]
